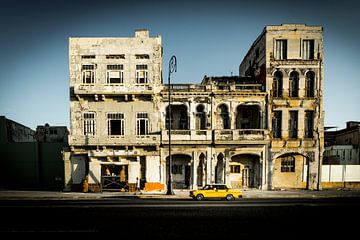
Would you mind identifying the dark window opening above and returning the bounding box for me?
[305,71,315,98]
[272,111,282,138]
[305,111,314,138]
[289,71,299,98]
[273,71,283,97]
[289,111,298,139]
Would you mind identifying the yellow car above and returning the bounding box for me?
[189,184,242,201]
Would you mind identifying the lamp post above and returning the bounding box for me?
[166,55,177,195]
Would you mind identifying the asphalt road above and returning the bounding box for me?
[1,197,359,236]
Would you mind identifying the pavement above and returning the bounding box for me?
[1,188,360,200]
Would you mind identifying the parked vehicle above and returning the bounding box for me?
[189,184,242,201]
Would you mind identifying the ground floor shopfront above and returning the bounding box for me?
[64,144,320,192]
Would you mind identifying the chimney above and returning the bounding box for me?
[135,29,149,38]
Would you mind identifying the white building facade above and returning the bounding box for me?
[65,24,324,192]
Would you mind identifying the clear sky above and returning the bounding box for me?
[0,0,359,130]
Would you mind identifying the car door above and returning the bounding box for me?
[214,185,227,198]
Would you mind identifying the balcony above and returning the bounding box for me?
[161,130,212,144]
[73,84,158,95]
[68,134,160,146]
[214,129,269,143]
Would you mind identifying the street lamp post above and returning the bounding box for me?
[166,55,177,195]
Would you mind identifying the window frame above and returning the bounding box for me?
[136,112,149,135]
[107,113,125,136]
[83,112,96,136]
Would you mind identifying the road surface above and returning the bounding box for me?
[1,197,359,236]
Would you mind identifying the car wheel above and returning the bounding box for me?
[226,194,234,201]
[196,194,204,201]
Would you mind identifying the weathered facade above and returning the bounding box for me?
[66,24,324,192]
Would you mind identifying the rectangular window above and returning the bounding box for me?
[136,112,149,135]
[135,54,150,59]
[82,65,95,84]
[83,112,96,135]
[289,111,298,139]
[106,54,125,59]
[305,111,314,138]
[230,165,241,173]
[275,40,287,60]
[272,111,282,138]
[107,65,124,84]
[281,156,295,172]
[136,65,148,84]
[303,40,315,60]
[107,113,124,135]
[81,55,95,59]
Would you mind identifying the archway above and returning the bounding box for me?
[230,154,261,189]
[197,153,206,187]
[272,153,308,189]
[166,154,192,189]
[236,105,261,129]
[217,104,230,129]
[165,104,189,130]
[215,153,224,184]
[195,104,207,130]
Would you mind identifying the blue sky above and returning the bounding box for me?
[0,0,359,130]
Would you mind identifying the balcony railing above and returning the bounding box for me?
[161,130,212,142]
[163,84,209,92]
[68,134,160,146]
[73,84,157,95]
[214,129,268,141]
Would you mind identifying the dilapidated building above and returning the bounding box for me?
[65,24,324,192]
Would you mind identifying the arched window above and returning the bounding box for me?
[195,104,206,130]
[305,71,315,98]
[289,71,299,97]
[273,71,283,97]
[218,104,230,129]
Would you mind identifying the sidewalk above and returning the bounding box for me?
[1,188,360,200]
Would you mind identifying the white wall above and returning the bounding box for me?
[146,156,160,182]
[322,165,360,182]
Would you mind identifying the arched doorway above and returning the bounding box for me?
[165,104,189,130]
[272,153,308,189]
[217,104,230,129]
[195,104,207,130]
[197,153,206,187]
[215,153,224,184]
[166,154,192,189]
[230,154,261,189]
[236,105,261,129]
